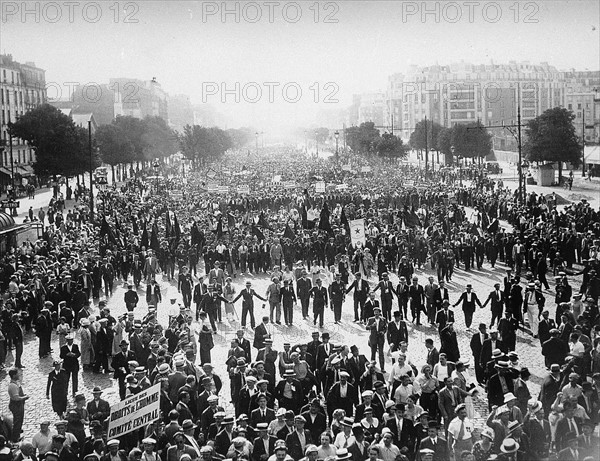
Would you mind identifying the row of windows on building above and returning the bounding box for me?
[2,149,32,166]
[0,88,43,107]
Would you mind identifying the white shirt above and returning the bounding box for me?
[448,417,474,441]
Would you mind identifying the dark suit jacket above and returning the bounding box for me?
[479,338,507,367]
[419,436,450,461]
[238,338,252,361]
[316,343,334,372]
[301,410,326,445]
[274,378,303,406]
[555,417,582,451]
[250,407,276,428]
[386,320,408,347]
[348,441,369,461]
[470,332,489,363]
[433,287,449,309]
[86,398,111,422]
[366,316,387,346]
[215,429,234,456]
[385,417,415,452]
[253,323,269,350]
[326,382,357,420]
[435,309,454,331]
[59,344,81,371]
[487,372,516,408]
[285,429,312,461]
[296,278,312,300]
[426,347,440,369]
[252,435,277,461]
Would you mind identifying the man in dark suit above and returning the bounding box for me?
[385,403,416,454]
[252,423,277,461]
[111,339,137,400]
[366,306,387,371]
[146,280,162,306]
[274,370,303,415]
[328,273,346,324]
[233,281,266,329]
[253,316,271,352]
[486,362,518,411]
[296,270,312,320]
[315,332,334,376]
[249,394,275,428]
[577,419,599,458]
[215,416,235,456]
[59,333,81,397]
[433,280,449,312]
[234,329,252,362]
[435,300,455,332]
[309,278,328,328]
[542,329,570,368]
[538,310,556,346]
[326,371,357,421]
[123,284,139,312]
[305,332,321,372]
[437,378,470,429]
[555,401,583,451]
[479,329,506,374]
[418,422,450,461]
[470,323,489,385]
[387,311,409,357]
[482,282,504,327]
[373,272,395,321]
[87,387,111,422]
[452,284,482,330]
[408,276,426,325]
[425,339,440,369]
[346,272,370,322]
[284,415,312,461]
[301,399,326,445]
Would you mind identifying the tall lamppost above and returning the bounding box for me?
[152,159,160,192]
[334,130,339,159]
[255,132,259,154]
[88,120,94,221]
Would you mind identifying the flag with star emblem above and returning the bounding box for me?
[349,219,366,247]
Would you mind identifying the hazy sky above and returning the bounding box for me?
[3,0,599,131]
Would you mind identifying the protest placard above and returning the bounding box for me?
[107,384,160,439]
[315,181,326,193]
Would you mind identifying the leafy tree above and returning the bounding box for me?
[142,116,178,161]
[96,124,135,182]
[375,133,408,158]
[345,122,380,154]
[112,116,148,163]
[409,119,444,152]
[523,107,581,181]
[437,127,453,163]
[8,104,99,181]
[179,125,233,166]
[450,121,492,160]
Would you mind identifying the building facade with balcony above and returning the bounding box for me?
[0,54,46,177]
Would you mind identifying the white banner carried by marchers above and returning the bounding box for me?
[349,219,366,246]
[107,383,160,439]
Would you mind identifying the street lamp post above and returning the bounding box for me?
[152,160,160,192]
[334,130,339,159]
[88,120,94,221]
[255,132,259,154]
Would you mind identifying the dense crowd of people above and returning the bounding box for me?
[0,146,599,461]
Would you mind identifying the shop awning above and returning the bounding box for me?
[16,165,35,176]
[584,145,600,165]
[0,167,12,178]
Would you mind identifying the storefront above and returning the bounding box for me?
[0,212,33,256]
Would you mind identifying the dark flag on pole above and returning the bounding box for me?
[100,216,118,244]
[132,216,139,235]
[141,223,149,248]
[481,211,490,230]
[252,225,265,241]
[487,218,499,234]
[173,214,181,242]
[216,217,223,240]
[150,221,160,251]
[258,212,271,230]
[340,206,350,233]
[403,207,421,228]
[319,203,333,235]
[284,224,295,240]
